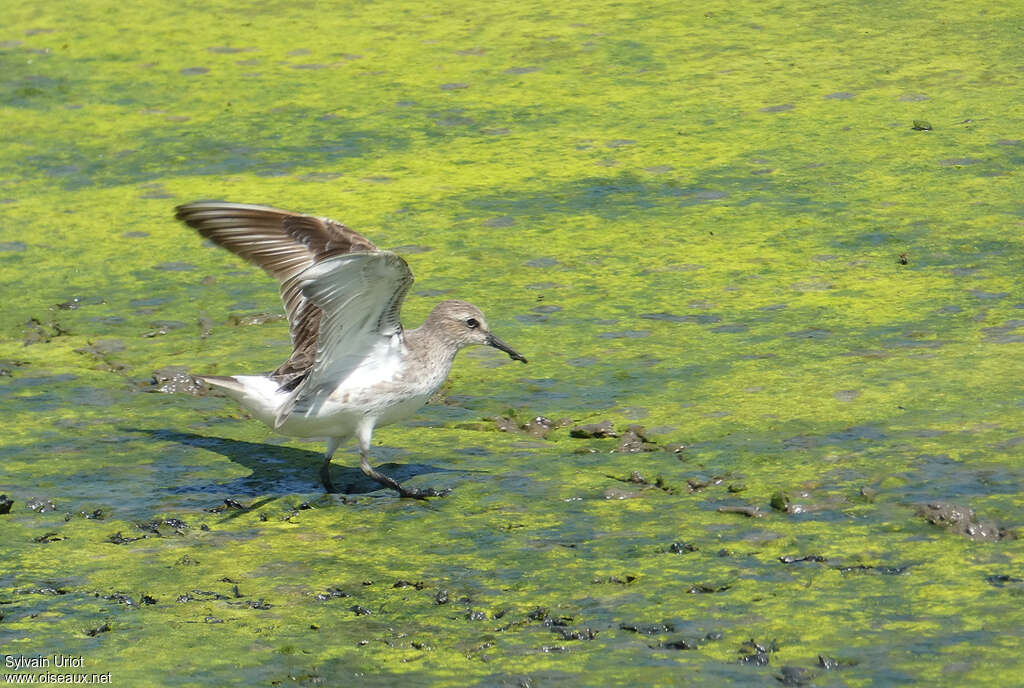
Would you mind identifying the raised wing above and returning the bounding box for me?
[274,251,414,427]
[175,201,377,384]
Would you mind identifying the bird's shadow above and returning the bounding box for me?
[132,428,460,497]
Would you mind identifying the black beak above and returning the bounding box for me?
[486,333,528,363]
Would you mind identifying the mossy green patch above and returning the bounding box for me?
[1,0,1022,685]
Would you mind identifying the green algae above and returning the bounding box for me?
[1,0,1023,685]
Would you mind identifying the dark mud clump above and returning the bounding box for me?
[232,599,272,610]
[770,492,808,514]
[917,502,1010,541]
[142,321,187,338]
[204,498,251,515]
[99,592,142,607]
[607,470,672,494]
[492,414,571,439]
[686,475,725,492]
[74,339,125,356]
[688,583,731,594]
[177,590,230,603]
[26,497,57,513]
[717,504,765,518]
[85,622,112,637]
[779,554,826,564]
[149,366,210,396]
[818,655,849,670]
[570,420,618,438]
[985,574,1023,587]
[614,425,658,453]
[594,575,637,585]
[108,532,148,545]
[776,665,817,685]
[620,622,674,635]
[33,532,67,543]
[18,586,70,596]
[23,318,70,345]
[65,508,104,521]
[135,518,190,536]
[393,580,425,590]
[836,564,910,575]
[738,638,777,666]
[568,421,665,452]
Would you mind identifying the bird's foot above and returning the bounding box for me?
[396,484,452,500]
[358,455,450,499]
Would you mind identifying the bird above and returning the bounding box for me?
[175,201,527,499]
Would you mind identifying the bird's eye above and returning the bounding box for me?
[466,318,479,329]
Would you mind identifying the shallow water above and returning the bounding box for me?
[1,0,1022,685]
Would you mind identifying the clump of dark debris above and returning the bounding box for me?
[493,413,573,439]
[148,366,210,396]
[738,638,778,666]
[717,504,765,518]
[664,541,698,554]
[573,421,664,453]
[620,621,674,635]
[614,425,659,453]
[488,413,683,456]
[776,665,817,686]
[96,592,157,607]
[24,317,70,346]
[65,508,104,521]
[135,517,190,536]
[206,498,249,513]
[770,491,807,514]
[26,497,57,513]
[985,574,1023,587]
[606,470,673,494]
[570,420,618,439]
[85,622,111,637]
[108,532,148,545]
[177,590,230,603]
[917,502,1011,541]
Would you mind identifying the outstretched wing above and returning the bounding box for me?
[274,251,414,427]
[175,201,378,384]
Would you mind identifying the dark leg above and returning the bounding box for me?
[359,450,450,500]
[320,437,342,493]
[320,456,337,493]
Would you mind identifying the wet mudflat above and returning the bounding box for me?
[1,0,1022,685]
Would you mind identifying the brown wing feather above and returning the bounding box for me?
[175,201,378,384]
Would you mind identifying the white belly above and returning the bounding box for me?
[228,353,449,440]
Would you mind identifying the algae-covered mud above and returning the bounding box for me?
[1,0,1022,685]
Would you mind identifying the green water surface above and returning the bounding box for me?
[1,0,1022,685]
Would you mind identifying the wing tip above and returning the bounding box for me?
[174,200,300,224]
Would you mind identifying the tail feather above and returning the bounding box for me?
[198,374,245,395]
